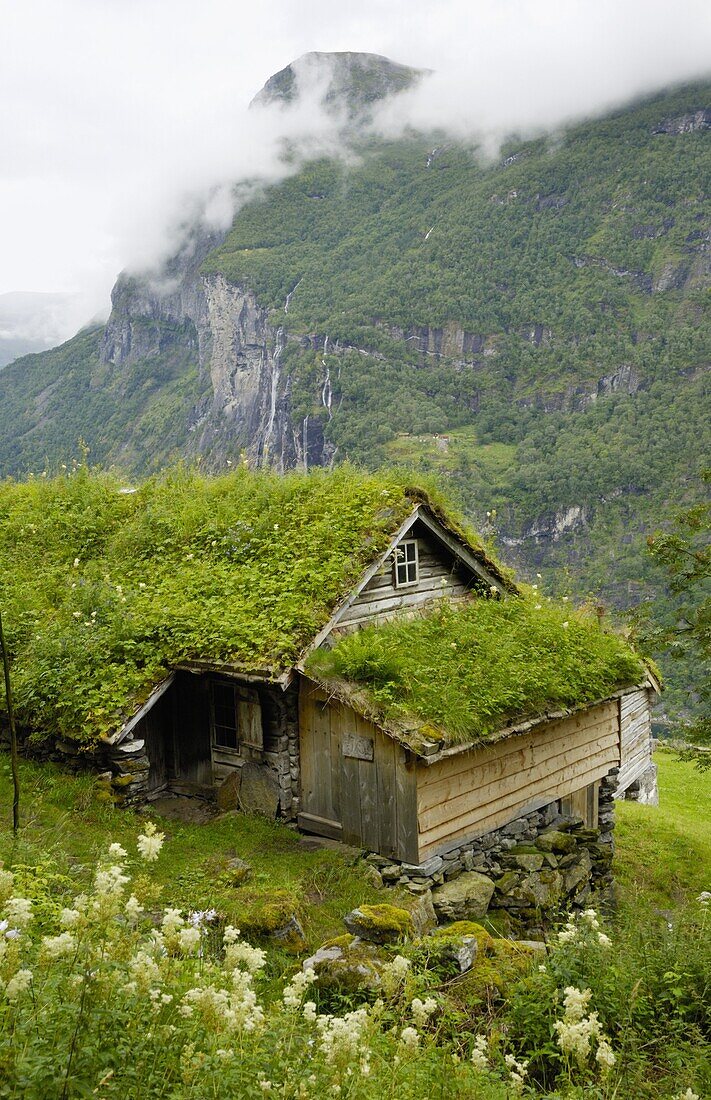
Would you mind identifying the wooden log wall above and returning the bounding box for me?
[416,701,620,861]
[617,689,652,793]
[336,526,473,630]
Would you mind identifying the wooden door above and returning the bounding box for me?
[298,686,342,839]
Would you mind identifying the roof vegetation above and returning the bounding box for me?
[0,465,500,744]
[306,597,648,747]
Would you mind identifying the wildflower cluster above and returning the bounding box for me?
[557,908,612,948]
[553,986,615,1073]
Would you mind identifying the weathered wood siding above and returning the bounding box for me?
[416,701,620,860]
[336,523,474,630]
[298,681,418,861]
[617,689,652,793]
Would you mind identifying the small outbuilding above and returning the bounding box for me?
[0,469,658,902]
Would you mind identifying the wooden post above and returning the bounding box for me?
[0,610,20,834]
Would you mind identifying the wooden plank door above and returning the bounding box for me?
[298,685,342,839]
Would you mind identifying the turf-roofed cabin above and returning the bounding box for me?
[0,469,657,877]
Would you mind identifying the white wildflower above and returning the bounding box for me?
[381,953,410,994]
[302,1000,318,1022]
[73,558,80,568]
[128,951,161,990]
[223,924,240,946]
[162,908,184,936]
[597,932,612,948]
[108,843,127,860]
[178,926,201,954]
[5,897,33,927]
[580,909,601,931]
[258,1081,273,1092]
[137,822,165,862]
[411,996,438,1028]
[59,907,81,928]
[283,967,316,1008]
[41,932,76,959]
[676,1090,700,1100]
[562,986,593,1022]
[125,894,144,922]
[471,1034,489,1071]
[5,969,32,1000]
[94,864,129,898]
[225,939,266,975]
[400,1026,419,1050]
[0,869,14,902]
[507,1054,529,1093]
[316,1007,369,1064]
[697,891,711,908]
[596,1038,616,1071]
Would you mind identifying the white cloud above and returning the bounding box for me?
[0,0,709,346]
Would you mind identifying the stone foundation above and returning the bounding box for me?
[367,771,618,926]
[618,761,659,806]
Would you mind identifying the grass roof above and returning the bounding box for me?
[0,465,502,744]
[305,597,648,750]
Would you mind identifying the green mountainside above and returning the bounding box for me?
[0,64,709,716]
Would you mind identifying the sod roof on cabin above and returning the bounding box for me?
[0,466,507,744]
[305,599,649,751]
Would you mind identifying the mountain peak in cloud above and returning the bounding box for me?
[251,51,428,117]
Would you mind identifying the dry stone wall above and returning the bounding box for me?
[367,770,619,929]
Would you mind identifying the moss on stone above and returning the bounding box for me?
[232,889,301,937]
[432,920,495,954]
[343,903,414,943]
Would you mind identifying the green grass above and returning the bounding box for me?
[0,755,385,950]
[307,596,646,744]
[615,749,711,907]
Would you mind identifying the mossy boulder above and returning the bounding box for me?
[424,920,497,974]
[432,920,496,954]
[501,845,546,872]
[232,889,306,953]
[343,903,414,943]
[432,872,496,920]
[455,935,537,1000]
[303,938,386,994]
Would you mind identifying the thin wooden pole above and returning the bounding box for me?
[0,609,20,834]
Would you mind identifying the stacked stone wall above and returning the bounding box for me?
[367,770,619,928]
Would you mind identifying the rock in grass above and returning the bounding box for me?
[232,889,305,952]
[303,936,385,993]
[237,762,280,818]
[432,872,496,920]
[225,857,252,886]
[343,903,414,943]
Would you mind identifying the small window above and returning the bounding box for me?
[394,539,419,587]
[211,682,239,750]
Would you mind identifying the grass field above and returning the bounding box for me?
[0,749,708,1099]
[615,749,711,907]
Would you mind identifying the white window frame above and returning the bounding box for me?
[393,539,419,588]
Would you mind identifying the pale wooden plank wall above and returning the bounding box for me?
[298,681,419,861]
[617,689,652,793]
[416,701,620,860]
[337,535,472,629]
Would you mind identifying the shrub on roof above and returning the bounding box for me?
[306,597,647,744]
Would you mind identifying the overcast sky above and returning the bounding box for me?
[1,0,710,338]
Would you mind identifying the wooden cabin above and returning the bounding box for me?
[107,498,658,863]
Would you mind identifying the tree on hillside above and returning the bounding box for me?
[646,470,710,767]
